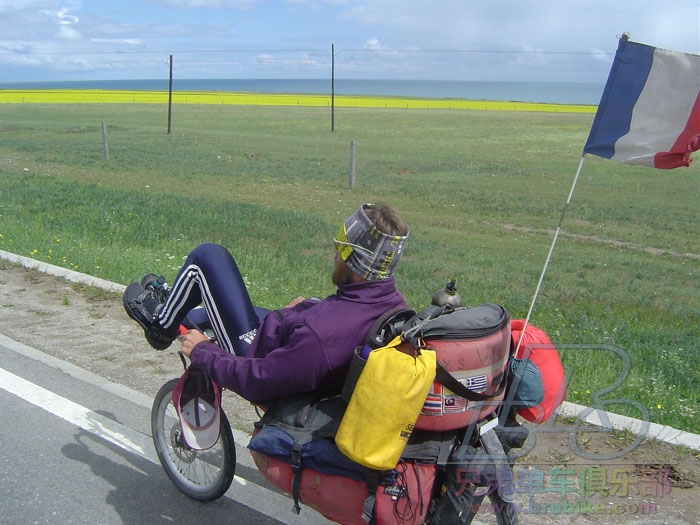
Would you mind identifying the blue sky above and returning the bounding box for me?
[1,0,698,84]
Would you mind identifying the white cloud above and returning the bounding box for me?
[56,6,79,25]
[363,38,382,51]
[0,0,696,83]
[340,0,698,55]
[256,52,275,64]
[91,38,143,46]
[255,51,322,69]
[56,25,82,41]
[154,0,256,8]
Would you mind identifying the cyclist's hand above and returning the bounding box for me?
[178,329,209,357]
[286,296,306,308]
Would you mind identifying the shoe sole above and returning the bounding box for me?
[123,282,172,350]
[123,283,153,330]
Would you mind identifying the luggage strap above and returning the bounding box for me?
[435,364,507,402]
[362,471,379,523]
[290,442,303,514]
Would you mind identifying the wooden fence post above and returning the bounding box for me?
[101,121,109,161]
[349,139,356,189]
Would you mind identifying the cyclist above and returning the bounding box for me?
[123,202,409,403]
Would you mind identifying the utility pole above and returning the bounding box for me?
[331,44,335,132]
[167,55,173,134]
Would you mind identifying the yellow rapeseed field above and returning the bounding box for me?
[0,89,596,113]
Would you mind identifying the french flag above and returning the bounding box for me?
[583,37,700,169]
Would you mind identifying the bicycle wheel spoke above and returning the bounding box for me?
[151,378,235,501]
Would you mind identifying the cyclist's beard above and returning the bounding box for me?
[332,258,355,287]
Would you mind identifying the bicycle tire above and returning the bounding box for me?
[151,378,236,502]
[483,490,519,525]
[427,475,519,525]
[430,490,519,525]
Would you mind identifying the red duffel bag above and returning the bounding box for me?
[250,451,435,525]
[511,319,566,423]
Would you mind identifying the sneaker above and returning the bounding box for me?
[123,279,176,350]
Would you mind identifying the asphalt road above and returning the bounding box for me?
[0,332,331,525]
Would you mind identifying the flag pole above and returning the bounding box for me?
[515,154,587,355]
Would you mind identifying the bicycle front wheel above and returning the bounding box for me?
[151,378,236,501]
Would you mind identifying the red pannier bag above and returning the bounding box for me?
[247,394,438,525]
[409,304,512,431]
[250,451,435,525]
[510,319,566,423]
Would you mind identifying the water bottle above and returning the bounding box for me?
[431,278,462,308]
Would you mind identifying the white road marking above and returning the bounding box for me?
[0,363,329,524]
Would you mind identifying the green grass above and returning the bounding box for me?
[0,98,697,433]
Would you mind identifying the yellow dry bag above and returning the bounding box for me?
[336,335,436,470]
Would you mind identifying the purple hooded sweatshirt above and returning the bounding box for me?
[189,277,407,403]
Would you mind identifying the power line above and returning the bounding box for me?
[340,49,612,55]
[0,47,613,57]
[0,48,324,56]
